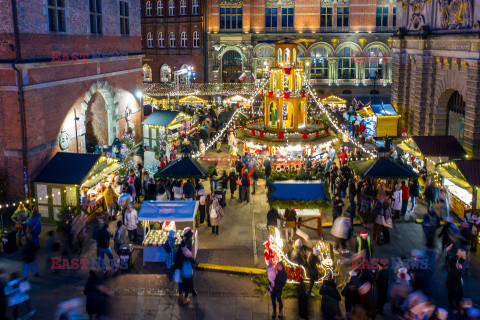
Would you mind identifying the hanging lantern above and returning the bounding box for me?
[268,91,274,97]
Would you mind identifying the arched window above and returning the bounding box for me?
[192,0,199,15]
[158,32,164,48]
[447,91,466,144]
[310,47,329,80]
[168,0,174,16]
[180,0,186,15]
[269,102,277,127]
[273,71,277,91]
[278,48,282,64]
[193,31,199,48]
[338,46,355,79]
[255,46,274,79]
[181,31,187,48]
[160,64,171,82]
[179,64,190,83]
[146,1,152,16]
[365,47,385,79]
[283,102,294,128]
[169,32,176,47]
[293,48,297,64]
[157,0,163,16]
[298,101,306,127]
[285,48,290,65]
[143,64,152,82]
[146,32,153,48]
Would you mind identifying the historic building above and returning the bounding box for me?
[141,0,205,83]
[205,0,397,98]
[0,0,143,198]
[391,0,480,156]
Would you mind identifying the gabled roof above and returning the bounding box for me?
[141,110,182,127]
[370,104,398,116]
[155,156,207,179]
[365,157,418,179]
[34,153,101,185]
[454,160,480,186]
[412,136,466,159]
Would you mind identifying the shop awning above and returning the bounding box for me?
[410,136,466,159]
[350,157,417,179]
[34,153,101,185]
[224,95,249,103]
[319,94,347,104]
[437,160,480,188]
[179,95,207,104]
[138,201,198,221]
[155,156,207,179]
[142,110,189,127]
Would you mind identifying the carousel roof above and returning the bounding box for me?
[154,156,207,179]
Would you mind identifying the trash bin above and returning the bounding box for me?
[118,244,134,272]
[2,229,17,254]
[214,188,226,208]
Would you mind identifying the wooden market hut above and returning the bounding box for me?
[142,110,191,148]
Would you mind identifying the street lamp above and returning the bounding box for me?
[74,108,80,153]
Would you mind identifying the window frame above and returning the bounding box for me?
[310,47,329,80]
[147,32,153,48]
[120,0,130,35]
[392,7,397,27]
[158,32,165,48]
[47,0,66,33]
[143,64,152,82]
[89,0,102,34]
[192,0,199,15]
[168,0,174,16]
[336,6,349,30]
[265,7,278,31]
[281,7,293,31]
[320,7,333,30]
[157,0,163,16]
[146,1,152,16]
[169,32,176,48]
[181,31,187,48]
[364,47,384,79]
[180,0,187,15]
[337,47,355,80]
[219,6,243,31]
[160,64,172,83]
[376,6,389,29]
[193,31,199,48]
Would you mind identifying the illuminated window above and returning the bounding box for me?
[219,6,243,30]
[310,47,328,80]
[338,47,355,79]
[365,47,384,79]
[143,64,152,82]
[180,0,186,15]
[158,32,164,48]
[168,0,174,16]
[160,64,171,82]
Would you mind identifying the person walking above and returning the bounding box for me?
[307,248,320,296]
[264,157,272,185]
[267,208,282,230]
[270,262,287,319]
[96,224,117,275]
[400,181,410,220]
[331,214,351,254]
[113,221,127,255]
[117,186,133,224]
[173,180,184,200]
[438,187,450,220]
[133,172,142,203]
[228,170,237,199]
[389,268,413,316]
[240,165,254,203]
[251,164,259,195]
[391,184,402,220]
[209,198,224,235]
[446,255,463,311]
[24,209,41,248]
[297,278,309,320]
[332,194,344,222]
[183,179,195,201]
[20,238,39,280]
[11,204,30,246]
[284,208,296,241]
[371,201,384,245]
[324,156,333,186]
[124,204,138,243]
[103,185,118,221]
[84,269,113,319]
[342,271,361,314]
[358,282,377,320]
[320,275,342,320]
[408,178,419,214]
[382,200,392,244]
[374,261,389,314]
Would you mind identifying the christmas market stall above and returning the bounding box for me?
[34,152,120,222]
[142,110,192,149]
[436,160,480,219]
[355,103,400,138]
[139,200,199,266]
[178,95,207,109]
[319,94,348,112]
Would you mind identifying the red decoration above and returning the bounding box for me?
[235,121,239,126]
[284,267,303,282]
[277,131,285,139]
[302,131,308,139]
[242,124,245,129]
[259,130,264,138]
[315,130,320,138]
[268,91,274,97]
[283,92,290,99]
[325,128,329,135]
[301,90,306,97]
[284,68,291,75]
[250,128,256,135]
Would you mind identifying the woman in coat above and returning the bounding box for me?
[209,198,224,235]
[391,184,402,220]
[228,170,237,199]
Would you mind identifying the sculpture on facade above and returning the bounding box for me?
[439,0,473,29]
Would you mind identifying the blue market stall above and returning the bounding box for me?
[139,201,199,266]
[356,103,400,138]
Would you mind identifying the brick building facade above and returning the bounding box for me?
[0,0,143,199]
[141,0,205,83]
[391,0,480,156]
[204,0,396,98]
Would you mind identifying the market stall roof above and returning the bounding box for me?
[452,160,480,186]
[141,110,189,127]
[218,109,249,124]
[224,94,249,103]
[319,94,347,104]
[357,103,399,117]
[138,201,198,221]
[350,157,417,179]
[411,136,466,159]
[155,156,207,178]
[179,95,207,104]
[34,153,101,185]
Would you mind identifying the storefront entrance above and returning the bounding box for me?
[85,91,109,152]
[222,50,242,83]
[446,90,466,145]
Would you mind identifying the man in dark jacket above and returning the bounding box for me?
[374,261,389,314]
[235,156,244,175]
[96,224,117,274]
[359,282,377,319]
[320,276,342,320]
[21,238,39,279]
[264,157,272,185]
[267,208,282,229]
[270,262,287,319]
[408,178,419,214]
[307,249,320,296]
[342,271,361,313]
[332,194,344,221]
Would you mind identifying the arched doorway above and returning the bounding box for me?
[447,90,466,145]
[222,50,242,83]
[84,91,109,152]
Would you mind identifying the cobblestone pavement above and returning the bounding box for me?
[1,147,479,319]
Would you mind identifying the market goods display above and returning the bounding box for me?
[142,230,183,246]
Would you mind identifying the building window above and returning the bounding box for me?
[157,0,163,16]
[219,6,243,30]
[392,7,397,27]
[320,7,333,29]
[180,0,186,15]
[89,0,102,34]
[160,64,171,82]
[192,0,199,15]
[146,1,152,16]
[376,7,388,28]
[255,46,274,79]
[158,32,164,47]
[147,32,153,48]
[120,0,130,35]
[310,47,329,80]
[168,0,174,16]
[281,8,293,30]
[169,32,176,47]
[336,7,349,29]
[338,47,355,79]
[143,64,152,82]
[181,32,187,48]
[193,31,199,48]
[365,47,384,79]
[265,8,278,30]
[48,0,66,32]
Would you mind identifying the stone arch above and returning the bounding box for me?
[253,43,275,58]
[308,42,335,57]
[295,43,307,57]
[78,79,119,152]
[362,42,390,55]
[335,42,362,56]
[219,47,244,83]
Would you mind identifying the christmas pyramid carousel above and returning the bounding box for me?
[237,40,335,170]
